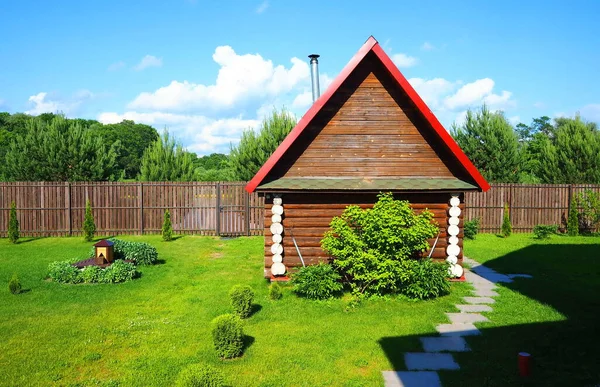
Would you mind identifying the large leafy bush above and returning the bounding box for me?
[229,285,254,319]
[48,261,82,284]
[575,190,600,233]
[290,263,342,300]
[96,238,158,265]
[100,260,137,283]
[176,364,225,387]
[211,314,244,359]
[321,192,439,296]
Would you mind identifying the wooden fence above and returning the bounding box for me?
[1,182,599,237]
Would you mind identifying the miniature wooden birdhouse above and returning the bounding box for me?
[94,239,114,265]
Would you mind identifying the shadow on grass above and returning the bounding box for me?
[242,335,255,353]
[249,304,262,318]
[153,259,167,265]
[15,237,46,244]
[378,243,600,386]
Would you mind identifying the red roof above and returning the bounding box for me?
[94,239,114,247]
[246,36,490,193]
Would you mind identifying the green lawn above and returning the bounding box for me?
[442,233,600,387]
[0,236,469,387]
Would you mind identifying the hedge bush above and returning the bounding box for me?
[48,261,137,284]
[211,314,244,359]
[100,260,137,283]
[268,282,283,300]
[81,265,102,283]
[399,259,450,300]
[291,263,343,300]
[533,224,558,239]
[176,364,225,387]
[229,285,254,319]
[463,218,480,240]
[9,273,21,294]
[92,239,158,265]
[48,261,82,284]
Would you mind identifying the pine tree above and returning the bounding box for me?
[138,130,196,181]
[567,196,579,236]
[8,273,21,295]
[83,200,96,242]
[501,203,512,237]
[162,209,173,241]
[8,201,19,244]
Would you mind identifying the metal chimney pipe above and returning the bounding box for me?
[309,54,320,102]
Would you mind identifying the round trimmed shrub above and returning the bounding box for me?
[48,261,82,284]
[211,314,244,359]
[290,263,343,300]
[9,273,21,294]
[175,364,225,387]
[229,285,254,318]
[268,282,283,300]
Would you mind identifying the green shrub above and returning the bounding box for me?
[48,261,82,284]
[290,263,343,300]
[176,364,225,387]
[575,190,600,233]
[83,200,96,242]
[567,197,579,236]
[463,218,480,240]
[501,203,512,237]
[268,282,283,300]
[8,201,19,244]
[100,260,137,283]
[211,314,244,359]
[321,192,438,296]
[81,265,102,283]
[229,285,254,318]
[399,259,450,300]
[162,209,173,241]
[8,273,21,294]
[533,224,558,239]
[114,239,158,265]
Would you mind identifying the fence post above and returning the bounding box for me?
[139,182,144,235]
[215,183,221,236]
[67,182,72,236]
[245,190,250,236]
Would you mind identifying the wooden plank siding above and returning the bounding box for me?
[262,192,463,277]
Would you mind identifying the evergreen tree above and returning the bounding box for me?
[567,196,579,236]
[138,131,196,181]
[8,201,19,244]
[162,209,173,241]
[501,203,512,237]
[229,108,296,181]
[83,200,96,242]
[451,105,521,183]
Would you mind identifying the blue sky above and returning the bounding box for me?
[1,0,599,154]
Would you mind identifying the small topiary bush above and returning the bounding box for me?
[533,224,558,239]
[399,259,450,300]
[268,282,283,300]
[176,364,225,387]
[100,260,137,283]
[501,203,512,237]
[162,209,173,241]
[290,263,343,300]
[463,218,480,240]
[211,314,244,359]
[48,261,82,284]
[8,273,21,294]
[83,199,96,242]
[8,201,19,244]
[229,285,254,318]
[81,265,102,283]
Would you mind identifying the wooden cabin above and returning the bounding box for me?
[246,37,490,280]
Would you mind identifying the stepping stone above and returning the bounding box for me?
[470,282,497,291]
[404,353,460,370]
[436,323,481,337]
[446,312,489,324]
[507,273,533,279]
[456,304,493,313]
[420,336,470,352]
[382,371,442,387]
[473,289,499,297]
[463,296,495,304]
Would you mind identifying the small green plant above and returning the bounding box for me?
[83,199,96,242]
[122,241,158,265]
[501,203,512,237]
[81,265,102,283]
[533,224,558,239]
[463,217,480,240]
[291,263,343,300]
[162,209,173,241]
[229,285,254,318]
[268,282,283,300]
[8,201,19,244]
[567,196,579,236]
[211,314,244,359]
[100,260,137,283]
[399,259,450,300]
[176,364,225,387]
[8,273,21,294]
[575,190,600,234]
[48,261,82,284]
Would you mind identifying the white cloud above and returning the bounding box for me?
[25,90,94,116]
[421,42,435,51]
[256,1,268,14]
[409,78,458,109]
[391,53,418,68]
[129,45,310,112]
[134,55,162,71]
[580,104,600,122]
[509,115,521,125]
[291,74,334,110]
[108,61,125,71]
[443,78,514,111]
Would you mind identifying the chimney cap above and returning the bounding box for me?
[308,54,320,60]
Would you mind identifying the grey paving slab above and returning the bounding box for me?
[404,353,460,370]
[463,296,496,304]
[507,273,533,279]
[436,323,481,336]
[473,288,499,297]
[455,304,493,313]
[446,312,489,324]
[420,336,471,352]
[382,371,442,387]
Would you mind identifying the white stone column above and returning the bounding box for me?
[446,195,464,278]
[270,196,286,276]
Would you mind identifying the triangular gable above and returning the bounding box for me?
[246,36,490,193]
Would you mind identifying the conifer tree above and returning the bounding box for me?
[501,203,512,237]
[8,201,19,244]
[138,131,196,181]
[567,196,579,236]
[162,209,173,241]
[83,200,96,242]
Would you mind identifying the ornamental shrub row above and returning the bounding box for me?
[88,238,158,266]
[48,260,137,284]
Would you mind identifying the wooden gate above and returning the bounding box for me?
[217,183,248,236]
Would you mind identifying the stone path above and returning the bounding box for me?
[382,257,526,387]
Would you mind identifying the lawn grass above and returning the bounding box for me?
[0,235,469,386]
[441,233,600,387]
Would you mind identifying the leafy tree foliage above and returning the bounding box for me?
[451,105,521,183]
[229,108,296,181]
[138,131,196,181]
[192,153,235,181]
